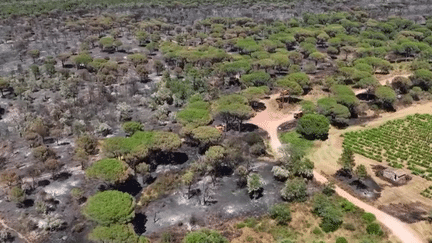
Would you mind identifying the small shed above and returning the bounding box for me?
[381,169,408,183]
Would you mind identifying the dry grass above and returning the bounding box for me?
[232,201,398,243]
[231,227,274,243]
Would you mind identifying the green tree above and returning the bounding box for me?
[83,190,135,226]
[9,186,25,204]
[128,53,148,67]
[183,229,228,243]
[393,41,421,57]
[331,85,359,112]
[355,164,368,179]
[86,159,131,184]
[375,86,396,109]
[412,69,432,90]
[280,178,307,202]
[122,121,144,136]
[89,224,149,243]
[309,51,326,65]
[241,86,270,101]
[366,223,383,236]
[190,126,222,145]
[213,94,253,131]
[338,147,355,172]
[235,37,259,54]
[182,170,195,199]
[275,79,303,96]
[336,237,348,243]
[296,114,330,140]
[300,100,316,114]
[313,194,343,233]
[240,71,271,87]
[247,173,264,199]
[72,53,93,69]
[99,36,115,51]
[221,60,251,78]
[269,203,292,225]
[177,100,212,128]
[286,72,310,89]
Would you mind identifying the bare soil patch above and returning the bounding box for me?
[379,202,430,224]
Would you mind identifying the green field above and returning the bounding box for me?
[343,114,432,181]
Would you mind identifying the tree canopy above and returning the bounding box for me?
[86,158,131,184]
[83,190,135,226]
[212,94,253,131]
[89,224,149,243]
[297,114,330,140]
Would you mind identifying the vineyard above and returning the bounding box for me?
[421,185,432,199]
[343,114,432,182]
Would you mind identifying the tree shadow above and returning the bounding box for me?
[132,213,147,235]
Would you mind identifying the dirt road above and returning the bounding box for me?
[247,76,425,243]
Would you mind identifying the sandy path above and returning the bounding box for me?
[247,75,425,243]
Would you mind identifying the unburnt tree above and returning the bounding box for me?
[275,79,303,96]
[122,121,143,136]
[296,114,330,140]
[338,147,355,172]
[89,224,148,243]
[86,158,131,184]
[309,52,326,65]
[128,53,148,67]
[280,178,307,202]
[355,164,368,179]
[82,190,135,226]
[9,186,25,205]
[411,69,432,90]
[247,173,264,199]
[190,126,222,146]
[205,146,227,182]
[182,170,195,199]
[213,94,253,131]
[72,53,93,69]
[240,71,271,87]
[375,86,396,109]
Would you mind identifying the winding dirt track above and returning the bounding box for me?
[247,74,424,243]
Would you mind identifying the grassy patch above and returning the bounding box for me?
[279,131,313,152]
